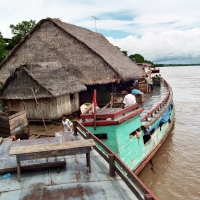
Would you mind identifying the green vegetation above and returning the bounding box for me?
[129,54,144,63]
[8,20,36,50]
[0,20,36,63]
[122,50,128,56]
[118,47,154,65]
[0,32,8,63]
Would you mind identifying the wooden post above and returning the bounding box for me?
[86,132,90,139]
[86,150,91,173]
[93,89,97,130]
[31,87,49,137]
[16,156,21,182]
[86,132,92,151]
[109,153,115,177]
[73,120,77,136]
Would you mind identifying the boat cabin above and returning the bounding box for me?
[80,104,145,170]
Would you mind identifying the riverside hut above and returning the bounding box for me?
[0,18,142,84]
[0,62,86,121]
[0,18,143,108]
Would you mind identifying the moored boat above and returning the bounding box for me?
[79,78,174,174]
[151,68,160,73]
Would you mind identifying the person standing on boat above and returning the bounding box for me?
[122,87,136,108]
[145,75,154,91]
[61,114,73,132]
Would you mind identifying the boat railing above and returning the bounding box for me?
[141,79,173,124]
[80,103,140,120]
[73,120,157,200]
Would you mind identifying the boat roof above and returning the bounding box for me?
[0,135,142,200]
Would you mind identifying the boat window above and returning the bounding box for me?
[129,128,140,139]
[94,133,107,139]
[142,126,151,144]
[129,131,137,139]
[143,135,151,144]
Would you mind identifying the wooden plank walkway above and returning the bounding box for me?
[0,134,141,200]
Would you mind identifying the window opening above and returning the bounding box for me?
[94,133,107,139]
[70,94,74,100]
[129,128,141,139]
[142,126,152,144]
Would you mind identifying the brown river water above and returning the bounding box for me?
[29,66,200,200]
[138,66,200,200]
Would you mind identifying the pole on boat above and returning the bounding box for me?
[92,89,97,130]
[31,87,49,137]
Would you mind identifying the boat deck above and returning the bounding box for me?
[140,81,168,118]
[0,135,141,200]
[80,81,168,126]
[0,83,168,200]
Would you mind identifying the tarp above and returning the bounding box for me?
[147,102,173,133]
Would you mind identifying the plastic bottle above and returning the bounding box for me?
[2,173,11,179]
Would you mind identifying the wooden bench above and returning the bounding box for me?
[9,139,96,181]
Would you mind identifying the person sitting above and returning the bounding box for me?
[145,75,154,91]
[122,87,136,108]
[131,88,143,95]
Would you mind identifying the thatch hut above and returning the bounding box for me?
[0,18,143,109]
[0,18,142,83]
[0,62,86,121]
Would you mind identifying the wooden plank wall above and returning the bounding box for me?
[6,93,80,121]
[0,110,28,137]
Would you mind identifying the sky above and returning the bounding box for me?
[1,0,200,64]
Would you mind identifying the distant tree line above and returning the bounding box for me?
[118,47,154,66]
[118,49,200,67]
[0,20,36,63]
[157,64,200,67]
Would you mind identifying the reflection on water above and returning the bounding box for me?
[138,66,200,200]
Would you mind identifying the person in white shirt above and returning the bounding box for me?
[123,88,136,108]
[61,114,73,132]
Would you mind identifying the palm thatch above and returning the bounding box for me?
[0,62,86,99]
[0,18,142,85]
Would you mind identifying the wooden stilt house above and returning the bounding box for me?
[0,62,86,121]
[0,18,143,114]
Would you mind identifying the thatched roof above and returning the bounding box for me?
[0,62,86,99]
[0,18,142,84]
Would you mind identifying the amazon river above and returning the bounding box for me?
[138,66,200,200]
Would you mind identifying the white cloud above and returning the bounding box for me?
[107,28,200,63]
[1,0,200,63]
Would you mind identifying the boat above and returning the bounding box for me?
[151,68,160,73]
[79,77,174,174]
[0,80,172,200]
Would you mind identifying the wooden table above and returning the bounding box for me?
[9,139,95,181]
